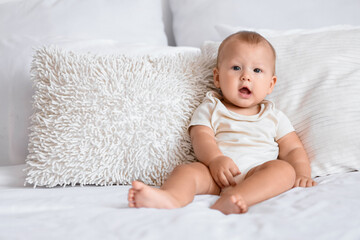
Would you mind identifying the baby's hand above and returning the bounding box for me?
[294,175,317,188]
[208,156,241,188]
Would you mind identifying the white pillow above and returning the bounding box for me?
[0,0,167,44]
[215,24,359,41]
[201,27,360,177]
[25,46,217,187]
[169,0,360,47]
[0,0,168,166]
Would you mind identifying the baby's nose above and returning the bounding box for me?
[241,74,250,81]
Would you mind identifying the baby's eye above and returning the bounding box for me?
[232,66,241,71]
[254,68,262,73]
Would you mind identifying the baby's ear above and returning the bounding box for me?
[267,75,277,94]
[213,67,220,88]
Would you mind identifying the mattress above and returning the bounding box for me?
[1,164,359,240]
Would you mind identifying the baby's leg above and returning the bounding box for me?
[128,162,220,209]
[211,160,296,214]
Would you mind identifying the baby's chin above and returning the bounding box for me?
[234,98,262,107]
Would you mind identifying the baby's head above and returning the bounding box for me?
[213,31,277,113]
[216,31,276,73]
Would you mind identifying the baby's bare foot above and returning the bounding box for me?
[210,194,248,214]
[128,181,180,209]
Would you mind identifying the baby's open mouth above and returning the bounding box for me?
[239,87,252,98]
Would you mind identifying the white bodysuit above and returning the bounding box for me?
[189,91,295,183]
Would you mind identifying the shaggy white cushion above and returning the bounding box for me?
[25,47,216,187]
[202,27,360,178]
[0,0,168,167]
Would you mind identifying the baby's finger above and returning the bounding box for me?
[306,179,314,187]
[293,178,300,188]
[230,167,241,177]
[307,179,317,187]
[299,179,307,187]
[218,172,230,188]
[213,175,223,188]
[225,171,236,186]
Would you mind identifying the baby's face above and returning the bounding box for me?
[214,39,276,113]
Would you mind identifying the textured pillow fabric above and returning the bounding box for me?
[25,47,216,187]
[201,27,360,177]
[0,0,168,166]
[169,0,360,47]
[215,24,359,42]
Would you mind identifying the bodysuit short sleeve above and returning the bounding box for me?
[275,110,295,141]
[188,98,215,130]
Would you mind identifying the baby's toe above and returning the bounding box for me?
[235,199,248,213]
[128,189,137,207]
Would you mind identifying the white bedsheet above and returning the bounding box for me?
[0,165,359,240]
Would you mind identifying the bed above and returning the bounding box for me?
[1,0,360,239]
[1,164,360,239]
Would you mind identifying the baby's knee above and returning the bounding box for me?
[278,160,296,184]
[264,160,296,182]
[172,162,207,175]
[172,162,214,187]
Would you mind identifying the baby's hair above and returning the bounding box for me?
[216,31,276,68]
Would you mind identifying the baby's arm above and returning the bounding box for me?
[277,132,317,187]
[189,125,241,188]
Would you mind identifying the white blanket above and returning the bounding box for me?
[1,165,359,240]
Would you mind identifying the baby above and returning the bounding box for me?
[128,31,317,214]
